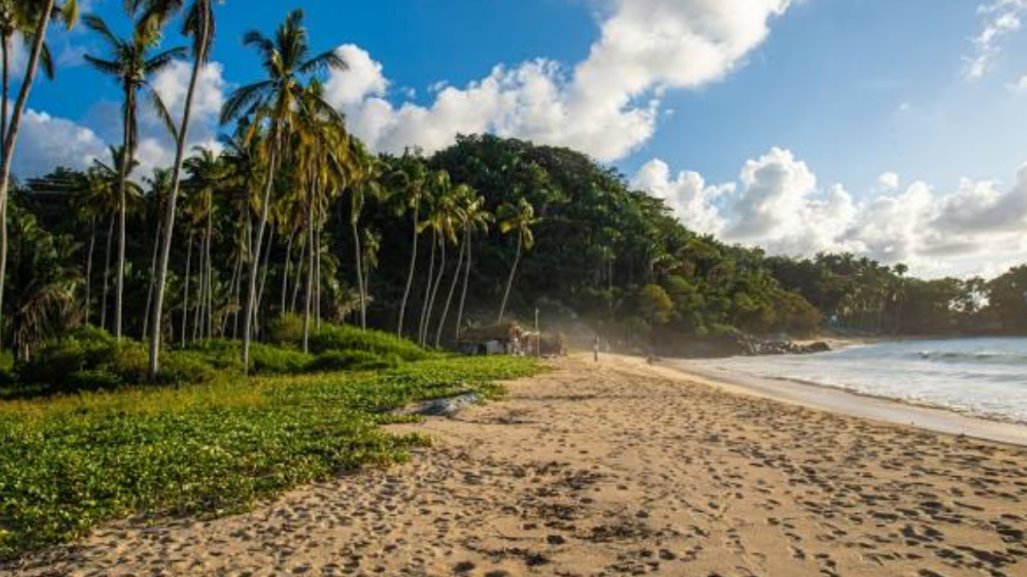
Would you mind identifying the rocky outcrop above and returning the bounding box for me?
[672,333,831,358]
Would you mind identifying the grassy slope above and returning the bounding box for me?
[0,356,542,559]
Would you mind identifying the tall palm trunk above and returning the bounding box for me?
[351,217,366,329]
[455,228,473,341]
[142,205,164,338]
[290,234,306,313]
[85,217,97,323]
[254,221,274,338]
[418,230,436,346]
[149,6,210,378]
[193,232,204,341]
[435,236,465,348]
[181,234,192,347]
[0,0,56,350]
[205,207,213,339]
[302,198,314,353]
[0,34,6,352]
[423,237,446,347]
[314,213,321,329]
[396,199,419,337]
[497,233,523,324]
[101,214,116,330]
[224,250,241,336]
[280,229,293,315]
[241,141,278,374]
[1,33,9,144]
[114,88,137,341]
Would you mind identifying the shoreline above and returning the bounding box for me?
[661,358,1027,447]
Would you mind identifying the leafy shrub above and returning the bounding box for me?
[106,343,149,385]
[182,339,243,371]
[18,326,120,388]
[155,351,217,386]
[0,352,13,388]
[67,369,123,391]
[308,350,398,373]
[266,314,305,347]
[249,343,313,375]
[309,323,430,361]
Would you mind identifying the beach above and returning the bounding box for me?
[8,354,1027,577]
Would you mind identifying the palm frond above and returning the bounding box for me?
[220,80,272,125]
[38,40,55,79]
[144,45,188,72]
[147,87,179,142]
[81,14,120,48]
[82,53,122,77]
[299,49,347,75]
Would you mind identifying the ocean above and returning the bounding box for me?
[691,337,1027,424]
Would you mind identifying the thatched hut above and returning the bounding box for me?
[458,322,536,356]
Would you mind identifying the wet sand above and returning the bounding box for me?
[7,354,1027,576]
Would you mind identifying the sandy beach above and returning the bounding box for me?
[7,354,1027,577]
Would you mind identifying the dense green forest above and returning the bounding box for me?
[0,3,1025,376]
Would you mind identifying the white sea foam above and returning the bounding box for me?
[693,338,1027,424]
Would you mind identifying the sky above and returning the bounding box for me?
[11,0,1027,278]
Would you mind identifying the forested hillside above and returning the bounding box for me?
[9,131,1026,363]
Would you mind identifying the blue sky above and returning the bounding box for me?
[14,0,1027,277]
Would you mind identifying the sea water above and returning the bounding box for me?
[692,337,1027,424]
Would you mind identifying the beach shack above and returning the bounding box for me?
[458,322,538,356]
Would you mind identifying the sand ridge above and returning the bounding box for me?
[6,354,1027,576]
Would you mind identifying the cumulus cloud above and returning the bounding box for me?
[877,171,900,190]
[329,0,793,160]
[12,109,108,177]
[633,150,1027,276]
[630,159,729,234]
[11,59,229,181]
[964,0,1027,79]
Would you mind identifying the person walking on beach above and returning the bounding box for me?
[593,333,600,363]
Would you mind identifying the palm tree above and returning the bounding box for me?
[84,147,142,331]
[83,10,183,340]
[220,8,346,372]
[0,0,55,145]
[496,198,538,324]
[0,0,76,352]
[219,134,259,337]
[292,80,343,352]
[72,163,119,325]
[434,184,477,347]
[390,156,428,338]
[361,226,381,314]
[183,147,229,340]
[454,193,491,342]
[417,171,456,347]
[141,167,172,338]
[345,141,380,330]
[6,204,81,360]
[147,0,220,379]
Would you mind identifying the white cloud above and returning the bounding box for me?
[630,158,729,234]
[12,109,107,177]
[329,0,794,160]
[964,0,1027,80]
[633,150,1027,277]
[877,171,900,190]
[12,60,229,181]
[325,45,389,107]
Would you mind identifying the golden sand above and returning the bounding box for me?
[10,354,1027,576]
